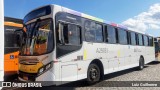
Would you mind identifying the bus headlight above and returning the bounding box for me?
[39,67,44,74]
[38,62,52,75]
[45,63,51,70]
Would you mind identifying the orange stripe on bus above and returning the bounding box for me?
[4,22,23,28]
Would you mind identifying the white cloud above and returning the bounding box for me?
[122,3,160,33]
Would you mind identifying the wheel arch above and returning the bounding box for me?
[140,55,145,63]
[89,59,104,80]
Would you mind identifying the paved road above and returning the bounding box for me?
[3,61,160,90]
[76,61,160,90]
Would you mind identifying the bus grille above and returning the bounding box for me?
[19,60,39,65]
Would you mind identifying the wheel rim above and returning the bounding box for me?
[89,66,99,81]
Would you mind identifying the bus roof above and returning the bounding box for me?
[54,4,152,36]
[25,4,153,36]
[60,5,126,28]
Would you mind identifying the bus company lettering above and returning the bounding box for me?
[134,48,142,52]
[12,82,42,87]
[96,48,108,53]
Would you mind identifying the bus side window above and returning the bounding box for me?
[85,21,95,42]
[58,23,81,45]
[147,36,150,46]
[115,28,119,44]
[130,32,136,45]
[142,34,144,46]
[136,33,139,45]
[95,24,103,42]
[149,37,153,46]
[67,24,81,45]
[105,25,117,44]
[63,24,69,44]
[143,35,148,46]
[118,28,127,45]
[85,21,103,42]
[127,31,131,45]
[58,23,68,44]
[138,34,143,46]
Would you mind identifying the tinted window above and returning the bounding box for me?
[149,37,153,46]
[130,32,136,45]
[4,26,22,47]
[155,42,159,53]
[60,24,81,45]
[135,33,139,45]
[56,22,82,58]
[85,21,96,42]
[143,35,149,46]
[105,25,116,44]
[85,21,103,42]
[5,31,21,54]
[67,24,81,45]
[5,31,19,47]
[95,24,103,42]
[118,29,127,44]
[127,32,131,44]
[138,34,143,46]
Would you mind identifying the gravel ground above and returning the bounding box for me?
[3,61,160,90]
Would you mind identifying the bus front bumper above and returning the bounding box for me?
[18,70,57,86]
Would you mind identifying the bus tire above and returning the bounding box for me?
[87,63,100,85]
[139,57,144,70]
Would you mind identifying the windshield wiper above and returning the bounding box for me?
[30,19,42,55]
[23,18,41,55]
[31,18,41,38]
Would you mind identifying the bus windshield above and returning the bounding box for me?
[21,19,53,56]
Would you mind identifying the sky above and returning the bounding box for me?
[4,0,160,37]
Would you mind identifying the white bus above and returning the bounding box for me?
[18,4,155,85]
[0,0,4,84]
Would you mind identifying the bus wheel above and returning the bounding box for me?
[87,63,100,85]
[139,57,144,70]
